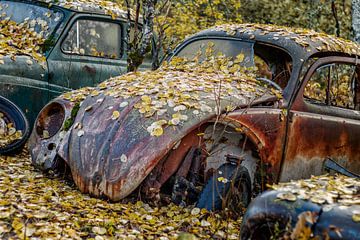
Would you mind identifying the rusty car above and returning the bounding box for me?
[30,23,360,211]
[241,164,360,240]
[0,0,151,128]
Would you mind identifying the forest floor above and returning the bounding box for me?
[0,149,242,239]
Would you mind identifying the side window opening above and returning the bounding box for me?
[254,44,293,89]
[62,19,122,59]
[330,64,356,109]
[304,62,359,110]
[304,64,330,104]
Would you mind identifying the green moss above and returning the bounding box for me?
[63,102,80,131]
[127,51,145,72]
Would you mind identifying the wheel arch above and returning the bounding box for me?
[140,117,266,199]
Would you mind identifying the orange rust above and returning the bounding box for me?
[279,56,360,181]
[226,109,287,183]
[141,128,204,195]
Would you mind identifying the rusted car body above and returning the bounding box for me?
[0,0,150,126]
[30,24,360,209]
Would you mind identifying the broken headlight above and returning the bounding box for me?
[35,102,65,139]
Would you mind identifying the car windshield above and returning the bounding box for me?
[176,39,255,67]
[175,38,293,90]
[0,1,63,39]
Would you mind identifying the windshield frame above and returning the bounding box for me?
[169,35,301,102]
[171,36,255,61]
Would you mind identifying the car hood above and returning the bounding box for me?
[0,55,46,80]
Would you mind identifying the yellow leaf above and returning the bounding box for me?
[111,110,120,120]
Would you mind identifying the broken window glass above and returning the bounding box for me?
[62,19,122,59]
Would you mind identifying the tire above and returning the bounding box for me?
[0,96,30,155]
[196,163,252,211]
[241,216,288,240]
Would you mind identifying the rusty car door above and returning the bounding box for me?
[280,56,360,182]
[47,14,127,99]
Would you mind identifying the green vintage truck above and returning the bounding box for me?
[0,0,151,126]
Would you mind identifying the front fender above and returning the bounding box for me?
[29,98,76,170]
[65,93,221,201]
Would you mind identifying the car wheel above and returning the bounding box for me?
[196,163,252,211]
[0,96,30,155]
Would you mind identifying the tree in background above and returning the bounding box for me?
[123,0,158,72]
[119,0,243,72]
[163,0,242,49]
[352,0,360,42]
[240,0,352,40]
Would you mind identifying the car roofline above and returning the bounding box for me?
[12,0,129,21]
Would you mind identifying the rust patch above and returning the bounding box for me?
[141,129,204,198]
[226,108,287,183]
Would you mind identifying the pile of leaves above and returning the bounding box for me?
[61,51,281,137]
[271,174,360,223]
[0,113,22,148]
[0,18,46,64]
[210,23,360,55]
[0,150,242,239]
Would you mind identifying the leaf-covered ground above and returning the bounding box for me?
[0,150,242,239]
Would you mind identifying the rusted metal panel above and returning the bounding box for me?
[226,108,287,184]
[280,109,360,182]
[141,132,204,198]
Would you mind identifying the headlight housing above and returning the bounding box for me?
[35,102,65,139]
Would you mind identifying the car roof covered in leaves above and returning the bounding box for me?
[193,23,360,59]
[32,0,127,19]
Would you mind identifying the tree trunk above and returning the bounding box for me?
[126,0,157,72]
[352,0,360,42]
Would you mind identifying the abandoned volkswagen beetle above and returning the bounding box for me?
[30,24,360,210]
